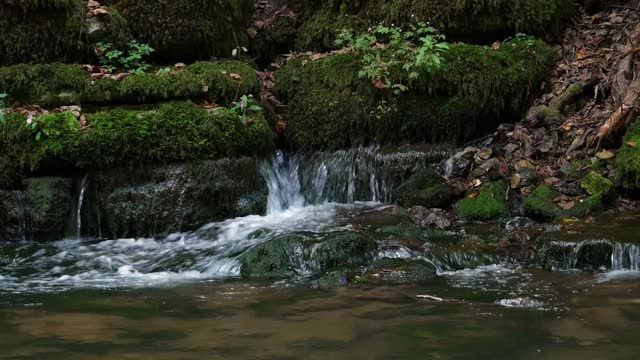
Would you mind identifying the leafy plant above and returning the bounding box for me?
[25,114,47,141]
[231,32,248,58]
[0,93,7,125]
[231,94,262,125]
[335,22,450,94]
[96,40,155,74]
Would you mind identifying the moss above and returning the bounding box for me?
[616,120,640,189]
[0,103,274,185]
[559,195,604,218]
[311,232,378,272]
[24,177,73,241]
[581,171,614,197]
[275,38,556,150]
[0,61,260,108]
[0,0,130,65]
[523,185,559,219]
[393,169,456,209]
[239,235,306,279]
[375,223,459,242]
[109,0,251,62]
[456,181,509,221]
[295,0,576,52]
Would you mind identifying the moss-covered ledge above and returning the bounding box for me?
[0,61,260,108]
[0,102,275,187]
[275,38,556,151]
[293,0,576,52]
[617,119,640,190]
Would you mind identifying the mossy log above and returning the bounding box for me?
[0,61,260,108]
[275,38,556,151]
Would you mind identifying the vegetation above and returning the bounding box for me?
[335,22,450,94]
[231,95,263,125]
[276,37,556,150]
[456,181,509,221]
[0,103,274,187]
[96,40,155,74]
[0,61,260,108]
[0,93,6,124]
[617,120,640,189]
[523,185,559,219]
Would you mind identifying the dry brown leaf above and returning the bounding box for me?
[576,48,590,60]
[469,192,479,199]
[627,141,637,148]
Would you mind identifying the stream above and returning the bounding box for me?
[1,151,640,359]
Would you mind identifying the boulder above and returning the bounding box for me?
[408,207,455,230]
[24,177,73,241]
[456,181,509,221]
[394,169,456,209]
[239,235,306,279]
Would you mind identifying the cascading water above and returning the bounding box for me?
[16,191,27,242]
[75,174,89,240]
[612,243,640,271]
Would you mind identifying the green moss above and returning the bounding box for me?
[109,0,251,62]
[275,39,556,150]
[559,195,604,218]
[0,103,274,186]
[295,0,576,52]
[616,120,640,189]
[0,61,260,108]
[375,223,460,242]
[0,0,130,65]
[523,185,558,219]
[581,171,614,197]
[311,232,378,272]
[456,181,509,221]
[393,169,455,208]
[239,235,306,279]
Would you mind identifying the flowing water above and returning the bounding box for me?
[1,151,640,358]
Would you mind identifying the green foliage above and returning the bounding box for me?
[275,38,556,150]
[231,95,263,125]
[456,181,509,221]
[336,22,450,94]
[109,0,251,62]
[0,103,274,186]
[616,120,640,189]
[0,61,260,108]
[0,93,7,124]
[581,171,614,197]
[295,0,576,52]
[97,40,155,74]
[523,185,558,219]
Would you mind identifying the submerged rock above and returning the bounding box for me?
[0,190,23,242]
[408,206,455,230]
[360,258,437,285]
[240,235,306,279]
[311,232,378,272]
[309,271,350,289]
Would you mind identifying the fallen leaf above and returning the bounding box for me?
[595,150,615,160]
[576,48,590,60]
[491,42,501,50]
[469,192,479,199]
[626,141,637,148]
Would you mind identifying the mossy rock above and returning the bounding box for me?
[275,39,556,150]
[456,181,509,222]
[0,103,275,186]
[393,169,456,209]
[523,185,559,219]
[0,190,22,242]
[250,17,298,66]
[109,0,251,62]
[558,195,604,218]
[0,61,260,108]
[310,270,350,289]
[239,235,306,279]
[375,223,459,242]
[0,0,130,65]
[294,0,575,52]
[581,171,614,198]
[537,240,612,271]
[617,120,640,189]
[311,232,378,272]
[24,177,73,241]
[359,258,437,285]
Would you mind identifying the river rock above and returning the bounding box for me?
[408,206,455,230]
[360,258,437,285]
[240,235,306,279]
[393,169,456,209]
[311,232,378,272]
[0,190,23,242]
[23,177,73,241]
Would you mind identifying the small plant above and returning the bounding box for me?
[0,93,7,125]
[25,114,46,141]
[231,94,262,125]
[335,22,450,94]
[231,32,248,59]
[96,40,155,74]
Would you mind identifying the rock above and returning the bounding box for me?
[515,160,536,172]
[537,240,613,271]
[0,190,23,242]
[24,177,73,241]
[408,206,455,230]
[475,148,493,162]
[523,185,559,219]
[581,171,614,197]
[240,235,306,279]
[393,169,456,209]
[505,217,536,232]
[456,181,509,222]
[311,232,378,272]
[375,223,461,242]
[309,271,350,289]
[359,258,437,285]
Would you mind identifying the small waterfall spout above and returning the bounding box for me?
[75,174,89,240]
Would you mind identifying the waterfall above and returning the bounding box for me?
[75,174,89,240]
[612,243,640,271]
[260,147,444,212]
